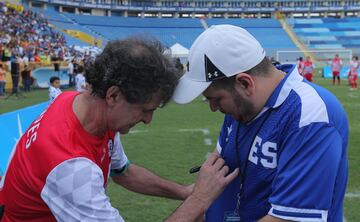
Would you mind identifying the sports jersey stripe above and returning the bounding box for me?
[216,140,222,154]
[269,204,327,222]
[273,65,301,108]
[292,81,329,128]
[272,209,322,218]
[273,65,329,128]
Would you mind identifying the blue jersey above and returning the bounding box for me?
[205,65,348,222]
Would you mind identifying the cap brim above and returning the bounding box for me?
[172,73,211,104]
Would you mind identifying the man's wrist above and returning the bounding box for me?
[188,193,209,213]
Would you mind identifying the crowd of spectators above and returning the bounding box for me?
[0,3,97,94]
[0,3,72,67]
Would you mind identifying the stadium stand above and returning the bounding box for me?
[35,9,296,55]
[289,17,360,50]
[27,6,95,47]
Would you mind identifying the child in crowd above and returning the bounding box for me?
[48,76,62,102]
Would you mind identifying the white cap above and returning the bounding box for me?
[172,24,266,104]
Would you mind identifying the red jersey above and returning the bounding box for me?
[331,58,343,72]
[303,61,314,74]
[0,92,124,221]
[349,61,359,76]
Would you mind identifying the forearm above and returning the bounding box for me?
[165,194,206,222]
[111,164,190,200]
[166,152,239,222]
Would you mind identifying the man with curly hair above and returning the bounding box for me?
[0,37,238,221]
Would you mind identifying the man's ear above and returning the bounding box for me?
[105,86,123,106]
[234,73,255,96]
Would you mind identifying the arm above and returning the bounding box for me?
[268,123,345,221]
[165,152,239,222]
[110,132,192,200]
[111,164,192,200]
[41,158,124,221]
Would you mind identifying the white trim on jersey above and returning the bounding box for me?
[273,67,303,108]
[111,132,129,171]
[216,140,222,154]
[269,204,328,222]
[41,157,124,222]
[273,67,329,128]
[293,81,329,128]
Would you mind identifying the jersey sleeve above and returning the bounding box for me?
[268,123,343,221]
[41,157,124,221]
[110,133,130,175]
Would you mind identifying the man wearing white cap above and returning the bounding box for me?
[173,25,348,222]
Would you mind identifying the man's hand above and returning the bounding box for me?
[192,152,239,210]
[166,153,239,221]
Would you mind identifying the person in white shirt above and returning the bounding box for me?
[67,59,74,86]
[75,65,86,92]
[48,76,62,102]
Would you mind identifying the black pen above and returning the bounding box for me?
[189,165,201,174]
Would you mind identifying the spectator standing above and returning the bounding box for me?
[75,65,86,92]
[21,64,32,92]
[67,59,74,86]
[0,64,6,96]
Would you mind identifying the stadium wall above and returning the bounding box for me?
[26,0,360,19]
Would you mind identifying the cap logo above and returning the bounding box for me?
[204,54,226,82]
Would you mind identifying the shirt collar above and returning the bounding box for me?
[265,64,302,109]
[238,64,302,125]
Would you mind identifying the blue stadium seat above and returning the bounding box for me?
[289,17,360,49]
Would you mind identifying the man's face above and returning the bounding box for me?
[203,84,256,123]
[107,93,161,134]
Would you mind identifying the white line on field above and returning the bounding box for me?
[347,93,358,98]
[204,138,212,146]
[128,130,149,134]
[343,217,347,222]
[178,128,212,146]
[178,128,210,135]
[345,192,360,198]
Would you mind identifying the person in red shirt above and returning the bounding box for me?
[331,54,343,85]
[349,55,359,90]
[303,56,315,82]
[0,37,237,222]
[34,53,41,62]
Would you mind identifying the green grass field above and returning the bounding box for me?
[1,76,359,221]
